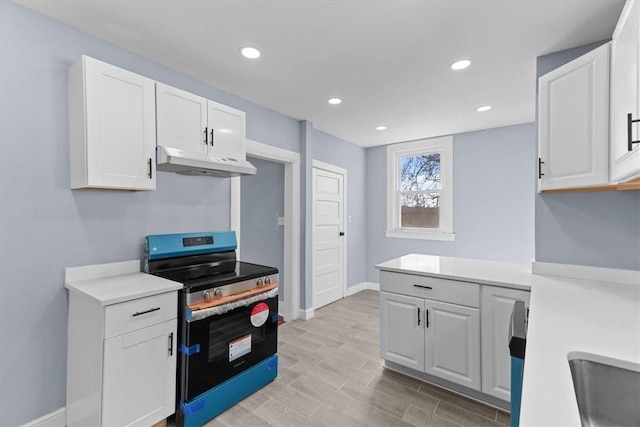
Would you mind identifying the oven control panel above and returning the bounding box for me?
[186,273,279,306]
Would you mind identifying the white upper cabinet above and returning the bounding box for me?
[207,101,247,160]
[69,56,156,190]
[538,43,610,191]
[156,82,246,161]
[610,0,640,183]
[156,83,209,155]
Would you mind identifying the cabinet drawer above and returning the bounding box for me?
[104,292,177,339]
[380,271,479,308]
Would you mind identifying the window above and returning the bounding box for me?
[386,136,454,240]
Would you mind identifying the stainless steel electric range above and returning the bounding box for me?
[144,231,279,427]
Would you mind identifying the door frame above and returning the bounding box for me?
[311,159,348,310]
[230,140,301,321]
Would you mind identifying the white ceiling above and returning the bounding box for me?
[17,0,625,147]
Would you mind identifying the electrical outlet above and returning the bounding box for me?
[277,216,285,226]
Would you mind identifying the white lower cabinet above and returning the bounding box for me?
[380,269,531,404]
[380,292,425,371]
[102,320,176,427]
[379,272,481,391]
[66,290,177,427]
[480,286,531,401]
[424,299,481,390]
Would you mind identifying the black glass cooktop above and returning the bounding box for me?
[155,261,277,292]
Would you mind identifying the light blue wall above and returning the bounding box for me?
[536,192,640,269]
[0,2,300,425]
[300,121,314,309]
[535,42,640,270]
[298,124,368,308]
[240,158,285,300]
[366,123,537,282]
[313,130,368,292]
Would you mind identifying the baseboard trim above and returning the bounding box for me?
[532,261,640,286]
[299,307,315,320]
[21,407,66,427]
[347,282,380,296]
[384,361,509,411]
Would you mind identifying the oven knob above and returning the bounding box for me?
[265,277,271,285]
[204,290,214,301]
[213,288,222,298]
[256,278,264,287]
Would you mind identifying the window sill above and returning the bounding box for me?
[385,229,456,241]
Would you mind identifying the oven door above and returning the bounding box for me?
[180,294,278,402]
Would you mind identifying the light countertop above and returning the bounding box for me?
[520,274,640,426]
[375,253,533,290]
[376,253,640,426]
[65,260,183,305]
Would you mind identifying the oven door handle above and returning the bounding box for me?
[186,287,279,322]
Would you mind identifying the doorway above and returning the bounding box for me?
[231,140,301,321]
[239,156,285,310]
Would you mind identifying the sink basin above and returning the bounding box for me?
[568,352,640,427]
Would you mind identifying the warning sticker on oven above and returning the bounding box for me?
[229,334,251,362]
[250,302,269,327]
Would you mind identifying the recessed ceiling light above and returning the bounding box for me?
[240,47,260,59]
[450,59,471,71]
[328,98,342,105]
[376,126,387,131]
[476,105,492,112]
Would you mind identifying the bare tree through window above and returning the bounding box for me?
[399,153,441,228]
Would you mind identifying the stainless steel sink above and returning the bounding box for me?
[568,353,640,427]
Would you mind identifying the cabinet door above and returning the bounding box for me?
[82,57,156,190]
[481,287,530,401]
[102,320,176,427]
[424,300,481,390]
[156,82,209,154]
[207,100,246,160]
[611,0,640,183]
[380,292,425,371]
[538,43,610,191]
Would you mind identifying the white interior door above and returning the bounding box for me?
[312,164,346,310]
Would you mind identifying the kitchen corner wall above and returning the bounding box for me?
[365,123,537,282]
[535,43,640,270]
[299,123,368,309]
[0,2,304,425]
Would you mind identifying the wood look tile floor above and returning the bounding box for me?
[204,290,510,427]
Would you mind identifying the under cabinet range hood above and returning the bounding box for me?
[156,146,256,177]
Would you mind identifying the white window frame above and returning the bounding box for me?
[386,136,455,241]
